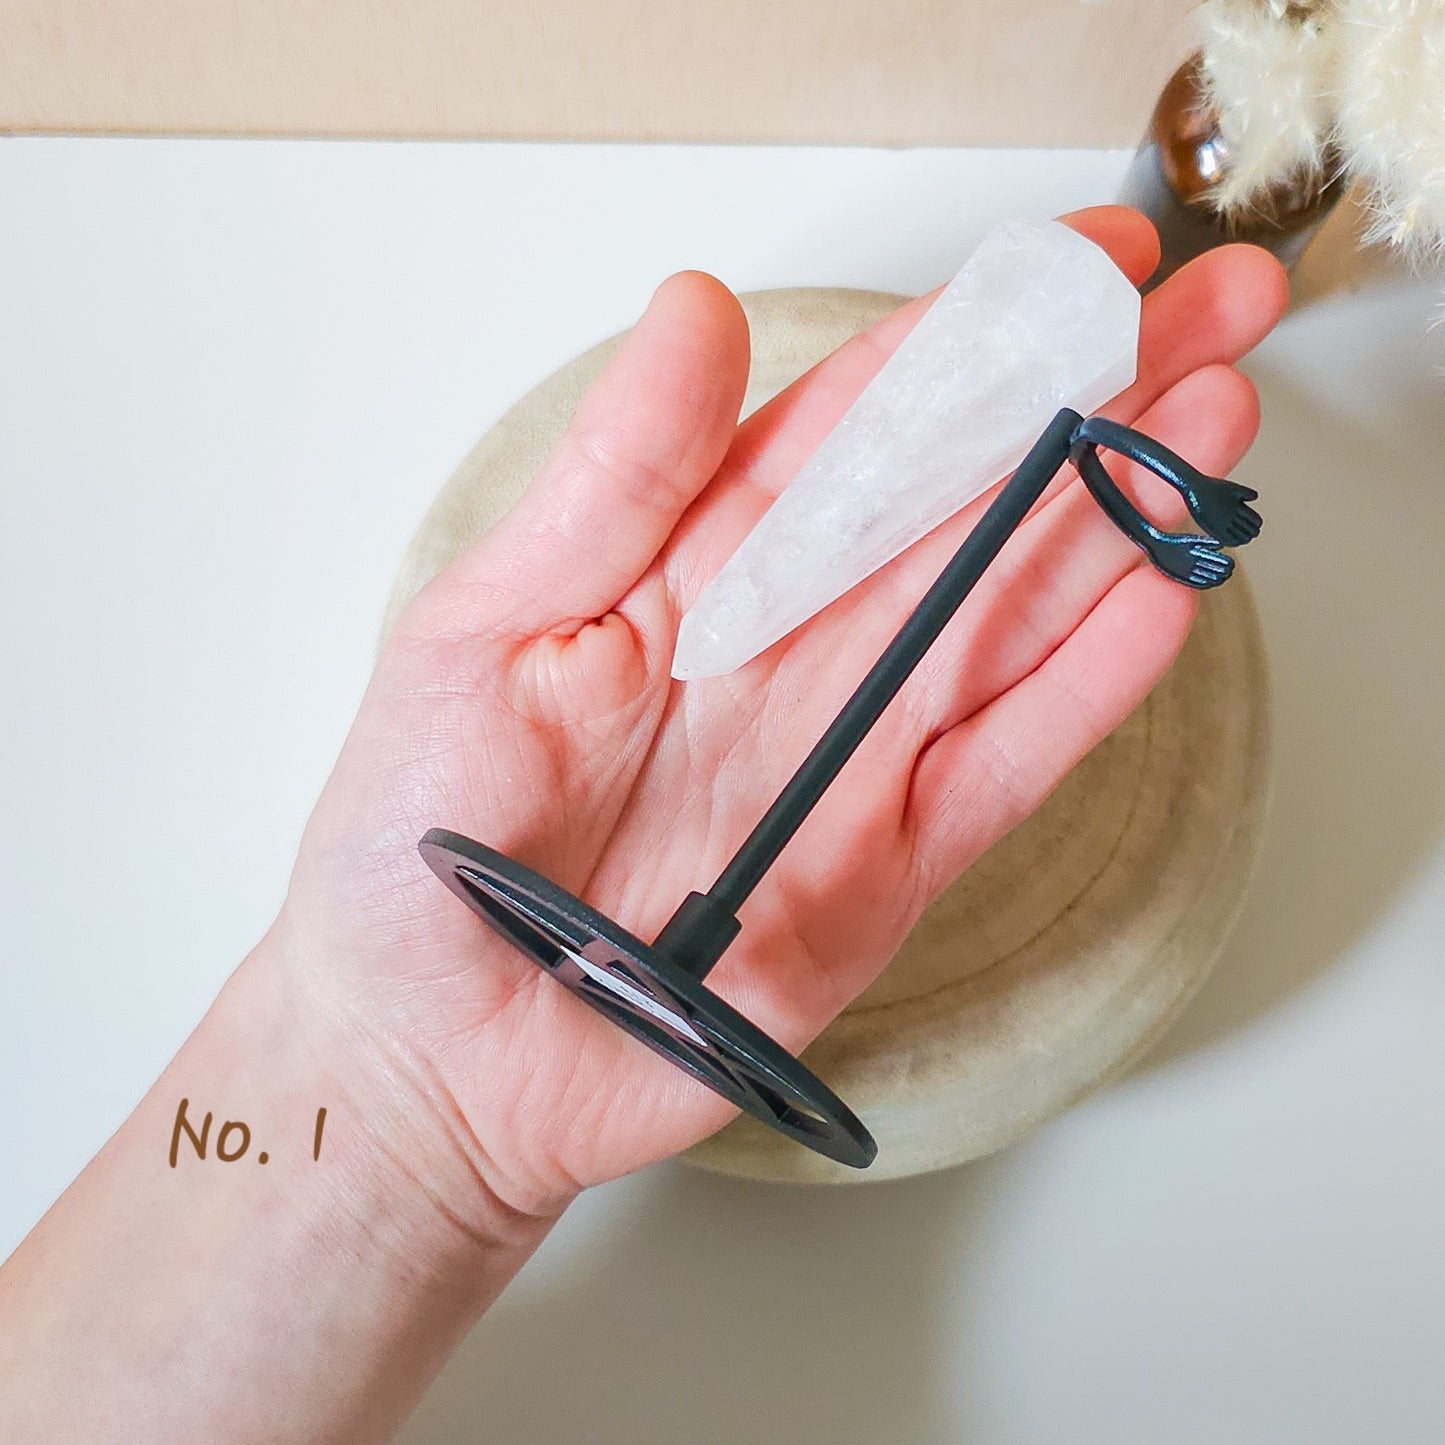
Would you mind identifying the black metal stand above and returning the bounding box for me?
[421,405,1259,1169]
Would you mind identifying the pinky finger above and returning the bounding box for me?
[905,565,1198,892]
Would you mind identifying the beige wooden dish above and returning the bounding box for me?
[382,287,1272,1185]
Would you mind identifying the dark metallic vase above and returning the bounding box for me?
[1119,55,1344,291]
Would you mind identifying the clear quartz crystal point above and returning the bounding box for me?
[671,219,1140,680]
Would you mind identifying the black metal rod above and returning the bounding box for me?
[703,407,1081,919]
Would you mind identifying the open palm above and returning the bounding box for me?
[282,207,1286,1219]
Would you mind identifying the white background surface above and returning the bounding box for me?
[3,138,1444,1443]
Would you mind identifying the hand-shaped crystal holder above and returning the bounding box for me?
[421,408,1262,1169]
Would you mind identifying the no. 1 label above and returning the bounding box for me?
[169,1100,328,1167]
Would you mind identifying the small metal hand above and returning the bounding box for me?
[1074,414,1263,547]
[1072,439,1235,590]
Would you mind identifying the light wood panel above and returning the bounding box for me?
[1,0,1193,144]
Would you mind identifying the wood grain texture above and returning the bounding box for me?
[382,286,1272,1185]
[2,0,1194,144]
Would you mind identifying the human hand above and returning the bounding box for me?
[277,206,1288,1228]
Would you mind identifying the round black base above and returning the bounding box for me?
[419,829,877,1169]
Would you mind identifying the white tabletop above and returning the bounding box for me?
[3,138,1443,1444]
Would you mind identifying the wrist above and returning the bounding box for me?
[224,925,568,1298]
[0,930,566,1445]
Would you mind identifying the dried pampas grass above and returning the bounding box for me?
[1197,0,1445,261]
[1336,0,1445,259]
[1197,0,1340,212]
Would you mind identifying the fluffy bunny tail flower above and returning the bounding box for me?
[1196,0,1342,216]
[1334,0,1445,263]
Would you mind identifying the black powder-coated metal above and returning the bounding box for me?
[418,829,878,1167]
[707,406,1083,915]
[419,405,1261,1169]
